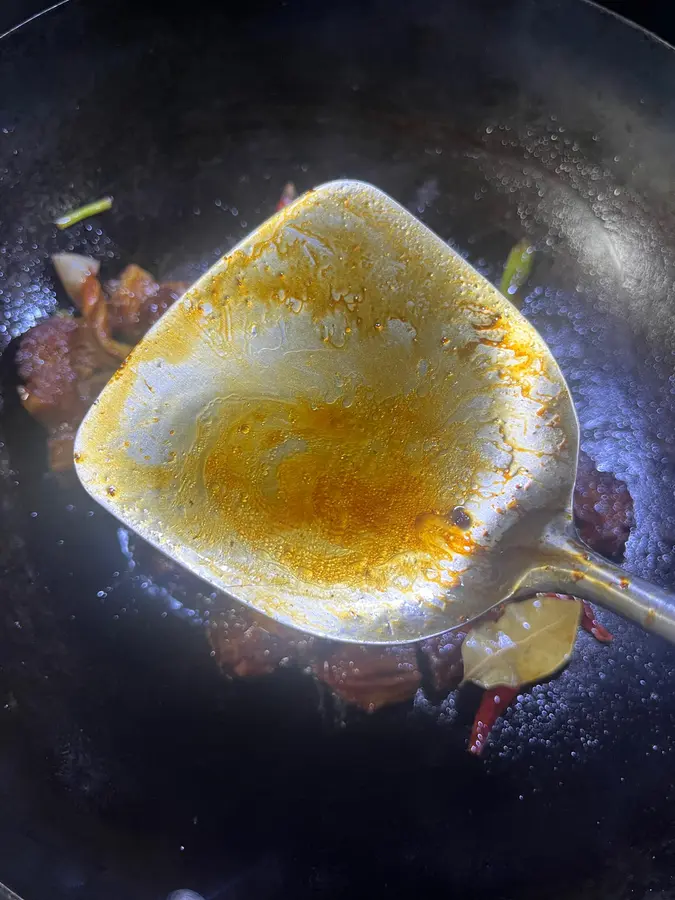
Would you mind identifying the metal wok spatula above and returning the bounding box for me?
[75,180,675,644]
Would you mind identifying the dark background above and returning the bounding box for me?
[2,1,675,44]
[596,3,675,42]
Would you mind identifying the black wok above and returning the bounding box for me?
[2,0,675,898]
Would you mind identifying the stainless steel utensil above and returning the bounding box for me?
[75,180,675,644]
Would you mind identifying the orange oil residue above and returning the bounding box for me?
[472,313,554,417]
[193,211,398,339]
[479,328,542,380]
[185,386,481,588]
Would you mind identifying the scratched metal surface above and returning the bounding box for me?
[1,0,675,898]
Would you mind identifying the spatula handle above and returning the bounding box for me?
[513,527,675,644]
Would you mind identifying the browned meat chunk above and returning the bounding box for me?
[107,265,186,342]
[311,645,421,711]
[16,265,187,471]
[208,602,421,711]
[573,450,634,560]
[16,315,117,470]
[16,316,107,422]
[209,605,316,678]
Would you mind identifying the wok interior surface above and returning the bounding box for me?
[2,0,675,897]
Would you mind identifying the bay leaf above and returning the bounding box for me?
[461,595,582,690]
